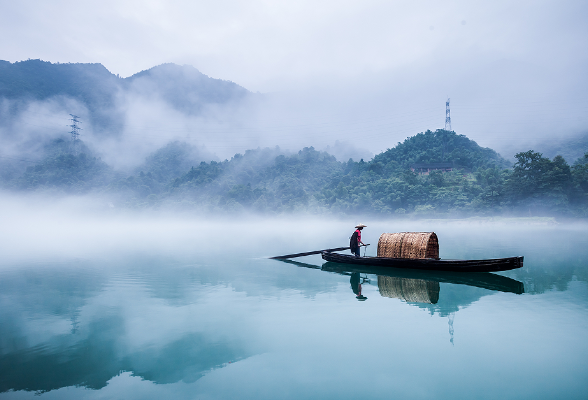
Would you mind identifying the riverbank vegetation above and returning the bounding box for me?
[2,129,588,217]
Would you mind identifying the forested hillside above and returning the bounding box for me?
[372,130,510,171]
[2,129,587,217]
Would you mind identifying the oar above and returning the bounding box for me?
[270,244,369,260]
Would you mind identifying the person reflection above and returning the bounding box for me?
[350,272,367,301]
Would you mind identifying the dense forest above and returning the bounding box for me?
[2,129,588,218]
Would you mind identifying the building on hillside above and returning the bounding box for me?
[410,162,454,175]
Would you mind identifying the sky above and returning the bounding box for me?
[1,0,587,160]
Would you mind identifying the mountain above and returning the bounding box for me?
[125,63,250,115]
[0,59,118,103]
[0,59,121,131]
[135,141,219,183]
[372,129,511,172]
[0,59,253,132]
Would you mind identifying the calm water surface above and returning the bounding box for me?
[1,219,587,399]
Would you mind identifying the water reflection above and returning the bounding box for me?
[321,262,524,296]
[1,245,585,399]
[0,262,253,394]
[377,276,440,304]
[350,273,368,301]
[0,323,246,393]
[282,260,526,345]
[280,259,524,306]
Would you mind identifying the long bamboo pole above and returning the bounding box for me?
[270,244,369,259]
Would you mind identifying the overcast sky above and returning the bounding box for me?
[1,0,587,158]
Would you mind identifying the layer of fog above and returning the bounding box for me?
[1,192,586,265]
[0,89,374,172]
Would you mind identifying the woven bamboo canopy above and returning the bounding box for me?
[377,232,439,259]
[377,276,440,304]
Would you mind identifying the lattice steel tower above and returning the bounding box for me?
[68,114,82,154]
[445,98,451,131]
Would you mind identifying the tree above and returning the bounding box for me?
[572,152,588,193]
[508,150,553,199]
[506,151,573,214]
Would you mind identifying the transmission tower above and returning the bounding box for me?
[68,114,82,155]
[445,98,452,131]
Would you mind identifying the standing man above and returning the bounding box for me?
[350,224,367,257]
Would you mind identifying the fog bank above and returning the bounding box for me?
[1,192,585,265]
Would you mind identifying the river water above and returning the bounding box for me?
[0,216,587,399]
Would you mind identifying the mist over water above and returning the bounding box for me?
[0,192,574,263]
[0,191,585,261]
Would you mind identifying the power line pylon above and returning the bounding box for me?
[68,114,82,155]
[445,98,451,131]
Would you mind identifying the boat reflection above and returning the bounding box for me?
[349,272,439,303]
[278,260,524,304]
[322,262,524,296]
[377,275,440,304]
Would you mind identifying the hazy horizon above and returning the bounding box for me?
[1,0,587,164]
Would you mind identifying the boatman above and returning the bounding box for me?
[350,223,366,257]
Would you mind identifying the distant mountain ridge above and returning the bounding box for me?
[0,59,117,103]
[125,63,250,114]
[0,59,252,131]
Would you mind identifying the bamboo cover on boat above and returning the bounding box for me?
[377,232,439,259]
[377,276,440,304]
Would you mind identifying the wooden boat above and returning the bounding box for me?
[319,232,524,272]
[320,251,524,273]
[272,231,524,273]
